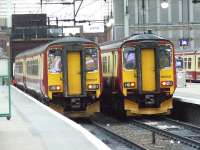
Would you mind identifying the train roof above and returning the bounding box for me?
[16,36,97,59]
[100,33,170,51]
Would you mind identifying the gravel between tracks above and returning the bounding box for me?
[90,114,195,150]
[81,121,133,150]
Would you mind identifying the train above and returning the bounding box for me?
[14,37,102,117]
[175,50,200,82]
[100,33,176,116]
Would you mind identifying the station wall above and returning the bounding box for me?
[112,0,200,51]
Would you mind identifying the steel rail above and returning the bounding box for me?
[131,119,200,149]
[165,117,200,133]
[91,120,147,150]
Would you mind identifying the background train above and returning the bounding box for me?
[100,33,176,116]
[176,50,200,82]
[14,37,102,117]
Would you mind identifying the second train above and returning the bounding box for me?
[100,33,176,116]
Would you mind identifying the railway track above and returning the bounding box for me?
[130,117,200,149]
[91,119,147,150]
[89,115,190,150]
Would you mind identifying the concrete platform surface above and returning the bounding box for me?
[174,83,200,105]
[0,86,111,150]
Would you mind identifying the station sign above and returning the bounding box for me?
[179,38,189,46]
[83,23,104,33]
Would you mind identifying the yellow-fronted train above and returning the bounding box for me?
[14,37,102,117]
[100,33,176,116]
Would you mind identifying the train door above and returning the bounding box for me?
[141,49,156,91]
[67,52,82,95]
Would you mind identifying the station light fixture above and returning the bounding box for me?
[179,38,189,46]
[106,13,114,27]
[161,0,169,9]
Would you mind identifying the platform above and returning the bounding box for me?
[174,83,200,105]
[0,86,110,150]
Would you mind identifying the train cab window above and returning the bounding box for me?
[159,46,171,68]
[48,49,62,73]
[198,57,200,69]
[123,47,136,70]
[188,58,192,69]
[85,48,98,72]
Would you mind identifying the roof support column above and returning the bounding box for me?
[6,0,12,28]
[124,0,129,37]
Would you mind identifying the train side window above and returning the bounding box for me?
[184,58,188,69]
[15,62,23,73]
[48,49,62,73]
[107,56,111,73]
[188,58,192,69]
[85,48,98,72]
[27,61,32,75]
[198,57,200,69]
[123,47,136,70]
[176,57,183,69]
[159,47,171,68]
[102,56,107,73]
[32,60,38,75]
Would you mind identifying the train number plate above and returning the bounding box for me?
[71,98,81,109]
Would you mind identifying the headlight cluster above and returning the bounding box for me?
[161,81,173,86]
[49,85,61,91]
[87,84,99,90]
[124,82,135,88]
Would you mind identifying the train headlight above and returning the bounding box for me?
[49,85,61,91]
[124,82,135,88]
[87,84,99,90]
[161,81,173,86]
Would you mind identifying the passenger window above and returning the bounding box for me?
[198,57,200,69]
[102,56,107,73]
[188,58,192,69]
[15,62,23,73]
[108,56,110,73]
[184,58,187,69]
[48,49,62,73]
[123,47,136,70]
[176,57,184,69]
[85,48,98,72]
[33,60,39,75]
